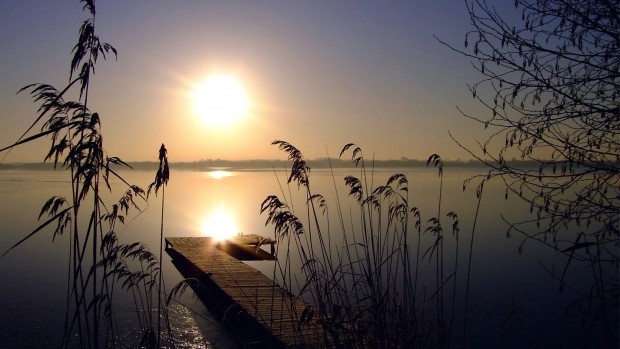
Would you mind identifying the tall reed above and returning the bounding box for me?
[148,143,171,347]
[0,1,173,347]
[261,141,476,348]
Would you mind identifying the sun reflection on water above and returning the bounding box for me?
[207,170,232,179]
[201,204,237,241]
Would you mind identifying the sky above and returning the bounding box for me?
[0,1,496,163]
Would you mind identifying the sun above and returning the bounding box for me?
[194,75,248,127]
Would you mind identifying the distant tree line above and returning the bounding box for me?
[0,157,546,171]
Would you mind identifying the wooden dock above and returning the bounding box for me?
[165,235,324,348]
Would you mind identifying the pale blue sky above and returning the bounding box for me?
[0,1,496,162]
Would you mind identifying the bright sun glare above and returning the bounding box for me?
[194,75,248,127]
[201,205,237,241]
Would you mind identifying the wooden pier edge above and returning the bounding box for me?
[165,236,326,348]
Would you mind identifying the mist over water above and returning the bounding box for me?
[0,168,611,348]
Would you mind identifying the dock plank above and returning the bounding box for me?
[165,236,324,348]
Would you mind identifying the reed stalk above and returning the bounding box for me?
[462,180,484,348]
[147,143,170,347]
[261,141,469,348]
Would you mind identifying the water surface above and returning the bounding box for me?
[0,167,612,348]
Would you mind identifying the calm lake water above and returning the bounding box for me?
[0,167,614,348]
